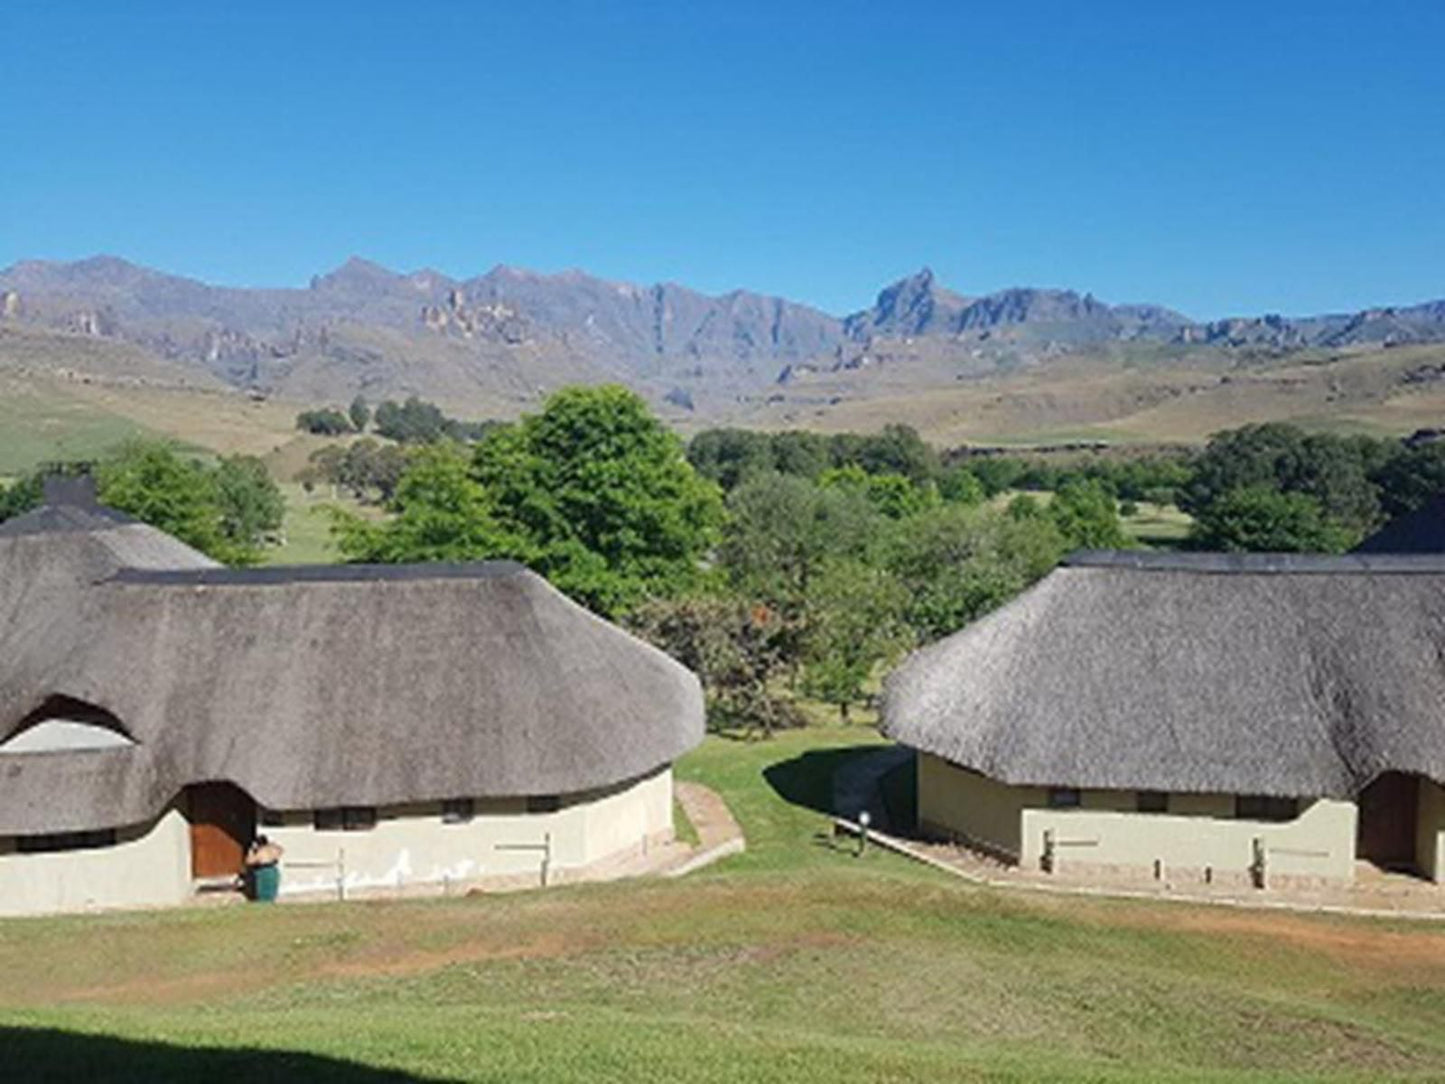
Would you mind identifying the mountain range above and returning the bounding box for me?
[2,255,1443,422]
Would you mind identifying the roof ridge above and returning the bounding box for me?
[110,559,531,586]
[1063,550,1445,574]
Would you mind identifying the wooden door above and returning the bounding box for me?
[1356,773,1419,869]
[188,782,255,878]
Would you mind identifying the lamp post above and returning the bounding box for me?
[857,810,871,857]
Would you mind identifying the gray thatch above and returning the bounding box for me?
[0,494,704,836]
[882,550,1445,800]
[1356,496,1445,554]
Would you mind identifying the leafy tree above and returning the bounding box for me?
[801,559,910,723]
[467,385,723,615]
[938,465,986,505]
[348,395,371,433]
[1190,486,1353,553]
[968,456,1028,497]
[829,424,940,484]
[1372,442,1445,518]
[95,441,246,562]
[630,595,801,737]
[818,464,939,519]
[373,396,447,443]
[1007,492,1044,520]
[768,430,831,479]
[333,442,524,563]
[0,473,43,523]
[1182,423,1380,537]
[1049,478,1130,549]
[213,456,285,553]
[881,504,1066,641]
[687,428,774,490]
[296,408,353,436]
[719,472,879,608]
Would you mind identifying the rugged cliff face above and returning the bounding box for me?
[1,255,1442,418]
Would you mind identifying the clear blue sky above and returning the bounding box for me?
[2,1,1441,319]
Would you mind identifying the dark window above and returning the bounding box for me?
[1235,795,1298,822]
[1136,791,1169,814]
[1047,788,1081,809]
[16,828,117,854]
[526,795,561,814]
[442,798,475,825]
[314,806,377,831]
[259,808,284,827]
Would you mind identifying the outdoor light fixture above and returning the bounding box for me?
[857,810,871,857]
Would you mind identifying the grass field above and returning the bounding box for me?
[4,725,1445,1082]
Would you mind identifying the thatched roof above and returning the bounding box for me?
[882,550,1445,800]
[1356,496,1445,554]
[0,493,704,835]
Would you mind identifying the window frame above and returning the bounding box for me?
[314,806,378,832]
[1234,795,1299,822]
[441,798,475,825]
[1136,791,1169,814]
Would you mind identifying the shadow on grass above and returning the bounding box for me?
[0,1027,451,1084]
[762,745,881,817]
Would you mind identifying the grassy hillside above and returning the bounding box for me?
[4,324,1445,468]
[3,726,1444,1082]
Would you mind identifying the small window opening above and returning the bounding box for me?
[1136,791,1169,814]
[526,795,561,814]
[314,807,377,831]
[1047,788,1081,809]
[0,696,133,754]
[1235,795,1298,822]
[442,798,475,824]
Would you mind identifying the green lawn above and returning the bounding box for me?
[266,484,382,566]
[1122,500,1194,548]
[0,387,152,474]
[3,726,1445,1081]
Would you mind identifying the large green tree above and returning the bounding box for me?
[470,386,723,614]
[96,440,281,565]
[881,503,1066,642]
[333,442,524,563]
[800,558,910,723]
[1190,486,1352,553]
[1182,423,1380,541]
[213,455,286,553]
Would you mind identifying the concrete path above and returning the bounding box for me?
[663,780,745,877]
[831,744,911,832]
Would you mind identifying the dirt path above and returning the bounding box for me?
[665,781,745,876]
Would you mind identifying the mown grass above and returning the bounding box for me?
[3,726,1445,1082]
[0,386,151,474]
[266,484,384,566]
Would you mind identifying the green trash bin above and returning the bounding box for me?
[250,863,281,903]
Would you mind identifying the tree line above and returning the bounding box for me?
[297,395,497,444]
[689,421,1445,554]
[330,390,1128,730]
[8,393,1445,734]
[0,442,285,565]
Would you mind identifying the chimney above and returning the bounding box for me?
[42,474,99,508]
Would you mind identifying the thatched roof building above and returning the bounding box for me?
[882,550,1445,801]
[0,486,704,838]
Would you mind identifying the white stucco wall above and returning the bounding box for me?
[1019,797,1357,882]
[918,753,1358,883]
[1417,778,1445,882]
[264,768,674,898]
[0,805,191,918]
